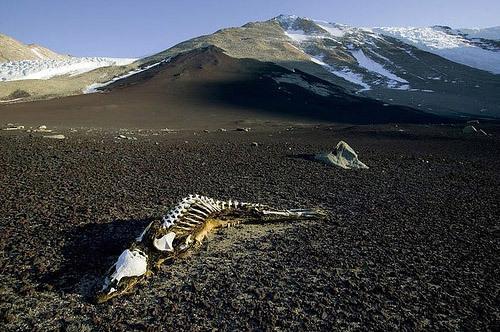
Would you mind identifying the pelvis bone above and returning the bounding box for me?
[96,194,326,303]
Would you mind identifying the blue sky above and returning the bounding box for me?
[1,0,499,58]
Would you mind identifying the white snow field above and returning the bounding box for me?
[0,57,137,81]
[372,27,500,74]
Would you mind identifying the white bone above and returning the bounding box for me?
[136,221,153,241]
[184,216,202,224]
[153,232,176,251]
[190,207,208,217]
[162,216,175,229]
[109,249,148,291]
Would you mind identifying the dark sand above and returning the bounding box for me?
[0,123,498,331]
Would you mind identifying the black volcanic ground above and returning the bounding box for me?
[0,124,498,331]
[0,46,443,128]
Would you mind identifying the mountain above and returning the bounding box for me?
[134,15,500,119]
[1,16,499,121]
[0,45,441,127]
[0,33,68,62]
[0,33,138,102]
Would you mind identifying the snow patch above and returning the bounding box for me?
[314,21,346,37]
[311,56,371,91]
[284,29,311,43]
[350,49,408,83]
[83,58,169,94]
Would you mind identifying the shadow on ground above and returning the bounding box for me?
[40,218,153,300]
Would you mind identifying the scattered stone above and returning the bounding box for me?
[466,120,480,124]
[219,128,227,132]
[160,128,176,133]
[315,141,369,169]
[236,127,250,132]
[38,125,47,130]
[3,125,25,131]
[43,134,65,140]
[116,135,137,140]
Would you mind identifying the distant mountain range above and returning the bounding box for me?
[1,16,499,120]
[0,33,69,62]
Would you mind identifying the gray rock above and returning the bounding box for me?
[315,141,369,169]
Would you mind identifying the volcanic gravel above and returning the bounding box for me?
[0,124,499,331]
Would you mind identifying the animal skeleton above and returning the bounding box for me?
[96,195,326,303]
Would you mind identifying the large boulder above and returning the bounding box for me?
[315,141,369,169]
[463,125,478,134]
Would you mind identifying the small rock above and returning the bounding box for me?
[466,120,479,124]
[251,142,259,147]
[219,128,227,132]
[3,125,24,131]
[236,127,250,132]
[43,134,65,140]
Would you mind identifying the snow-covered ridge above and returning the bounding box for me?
[457,26,500,41]
[275,15,500,74]
[0,57,137,81]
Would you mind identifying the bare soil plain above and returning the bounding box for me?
[0,124,498,331]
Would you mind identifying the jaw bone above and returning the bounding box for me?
[96,195,327,303]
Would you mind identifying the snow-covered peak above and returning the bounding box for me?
[274,15,350,38]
